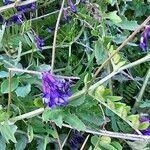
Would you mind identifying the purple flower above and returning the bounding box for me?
[11,13,23,24]
[47,27,53,33]
[3,0,12,5]
[34,34,45,50]
[16,2,36,12]
[2,0,36,26]
[5,13,23,26]
[63,9,70,22]
[140,25,150,51]
[41,72,71,108]
[140,117,150,135]
[67,0,77,13]
[69,130,84,150]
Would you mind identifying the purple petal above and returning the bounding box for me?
[67,0,77,13]
[41,72,71,108]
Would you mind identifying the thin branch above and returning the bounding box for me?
[9,108,45,123]
[89,54,150,91]
[62,129,72,148]
[8,68,80,80]
[90,16,150,85]
[52,123,62,150]
[31,10,60,21]
[51,0,65,73]
[132,67,150,113]
[62,123,150,142]
[80,134,90,150]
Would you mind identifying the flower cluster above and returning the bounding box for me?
[41,72,71,108]
[34,34,45,50]
[140,116,150,135]
[63,0,77,22]
[69,130,84,150]
[140,25,150,51]
[1,0,36,25]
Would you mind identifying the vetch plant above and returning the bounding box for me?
[0,0,150,149]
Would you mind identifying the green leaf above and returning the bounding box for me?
[15,135,28,150]
[94,39,106,65]
[106,96,122,102]
[91,135,99,146]
[105,11,122,23]
[33,98,44,107]
[1,77,19,94]
[139,122,149,130]
[42,108,63,128]
[0,122,17,143]
[37,139,44,150]
[127,141,149,150]
[139,100,150,108]
[27,125,34,143]
[116,18,139,31]
[106,109,119,132]
[68,95,85,107]
[128,115,140,129]
[100,136,111,144]
[111,141,123,150]
[15,84,31,97]
[64,113,86,131]
[0,112,9,122]
[77,108,104,126]
[0,71,9,78]
[99,142,117,150]
[0,135,6,150]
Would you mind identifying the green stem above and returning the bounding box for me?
[51,0,65,73]
[132,67,150,113]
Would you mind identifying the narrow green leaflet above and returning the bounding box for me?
[15,84,31,97]
[68,95,85,107]
[1,77,19,93]
[0,135,6,150]
[139,100,150,108]
[0,122,17,143]
[105,11,122,23]
[42,108,63,128]
[64,113,86,131]
[100,142,117,150]
[138,122,149,130]
[116,18,139,31]
[36,139,44,150]
[94,39,106,65]
[111,141,123,150]
[0,71,9,78]
[15,135,28,150]
[27,125,34,143]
